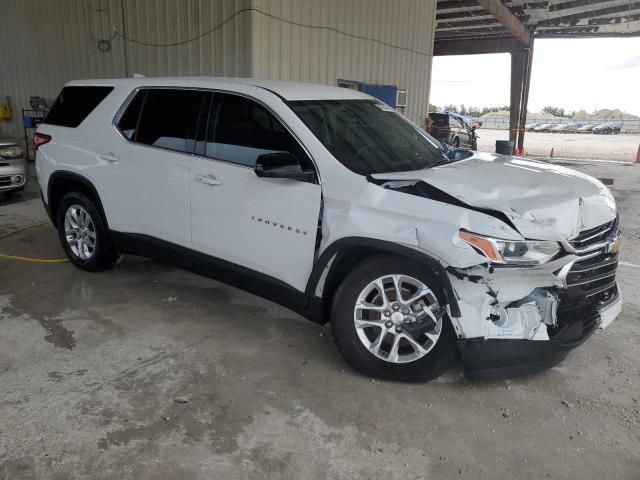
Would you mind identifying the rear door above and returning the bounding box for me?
[190,92,321,291]
[107,88,208,247]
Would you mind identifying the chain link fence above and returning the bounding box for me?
[480,116,640,133]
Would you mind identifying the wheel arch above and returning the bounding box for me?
[47,171,108,229]
[305,237,461,324]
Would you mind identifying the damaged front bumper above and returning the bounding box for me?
[447,240,622,380]
[458,288,621,380]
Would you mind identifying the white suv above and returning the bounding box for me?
[36,78,622,381]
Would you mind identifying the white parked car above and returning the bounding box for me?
[35,78,622,381]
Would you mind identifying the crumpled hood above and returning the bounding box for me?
[371,152,617,241]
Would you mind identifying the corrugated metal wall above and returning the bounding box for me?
[0,0,435,137]
[0,0,251,137]
[250,0,436,124]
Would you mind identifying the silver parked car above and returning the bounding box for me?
[533,123,556,132]
[0,135,27,195]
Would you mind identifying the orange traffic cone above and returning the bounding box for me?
[635,144,640,163]
[549,147,554,158]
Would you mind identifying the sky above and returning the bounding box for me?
[430,37,640,116]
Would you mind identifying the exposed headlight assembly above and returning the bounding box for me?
[458,230,560,266]
[0,146,23,159]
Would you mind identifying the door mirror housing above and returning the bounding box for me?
[254,152,315,182]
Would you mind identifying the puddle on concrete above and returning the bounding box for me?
[37,317,77,350]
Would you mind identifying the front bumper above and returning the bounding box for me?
[0,158,28,192]
[448,220,622,380]
[457,282,621,381]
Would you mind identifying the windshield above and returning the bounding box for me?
[289,100,447,175]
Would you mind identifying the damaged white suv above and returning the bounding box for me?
[36,78,622,381]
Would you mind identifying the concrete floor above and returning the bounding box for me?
[1,161,639,479]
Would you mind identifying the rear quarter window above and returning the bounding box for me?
[44,86,114,127]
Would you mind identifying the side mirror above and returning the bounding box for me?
[255,152,315,182]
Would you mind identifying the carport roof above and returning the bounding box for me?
[436,0,640,52]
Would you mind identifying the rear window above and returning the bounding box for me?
[44,86,114,127]
[428,113,449,127]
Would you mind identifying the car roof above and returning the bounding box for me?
[65,77,372,101]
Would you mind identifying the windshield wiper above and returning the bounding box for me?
[428,158,451,168]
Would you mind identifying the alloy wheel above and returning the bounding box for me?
[353,274,442,364]
[64,205,97,260]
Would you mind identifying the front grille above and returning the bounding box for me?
[0,175,13,187]
[550,249,620,344]
[566,251,618,299]
[569,215,619,250]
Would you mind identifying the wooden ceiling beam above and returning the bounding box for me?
[476,0,533,45]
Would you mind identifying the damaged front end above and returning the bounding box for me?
[448,216,622,380]
[345,154,623,380]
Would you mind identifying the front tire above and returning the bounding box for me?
[57,192,118,272]
[331,256,457,382]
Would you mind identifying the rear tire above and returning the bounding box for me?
[56,192,118,272]
[330,255,457,382]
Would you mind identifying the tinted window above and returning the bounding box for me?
[117,90,146,140]
[291,100,445,175]
[429,113,449,127]
[205,93,307,167]
[44,86,113,127]
[136,89,207,153]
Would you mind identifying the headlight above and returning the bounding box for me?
[0,146,23,159]
[458,230,560,266]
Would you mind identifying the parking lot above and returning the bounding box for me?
[478,129,640,162]
[0,158,638,479]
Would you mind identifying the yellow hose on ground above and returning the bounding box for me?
[0,220,68,263]
[0,254,67,263]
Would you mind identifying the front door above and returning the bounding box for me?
[190,92,321,291]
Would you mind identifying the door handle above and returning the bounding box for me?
[196,174,222,186]
[98,152,119,163]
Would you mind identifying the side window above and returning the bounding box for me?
[116,90,146,140]
[135,89,207,153]
[205,93,310,168]
[45,86,114,127]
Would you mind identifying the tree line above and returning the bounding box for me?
[429,104,575,118]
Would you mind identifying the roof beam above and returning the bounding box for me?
[476,0,532,46]
[588,12,640,26]
[436,10,492,20]
[437,17,505,29]
[536,2,640,27]
[436,0,490,11]
[434,37,525,55]
[548,0,612,12]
